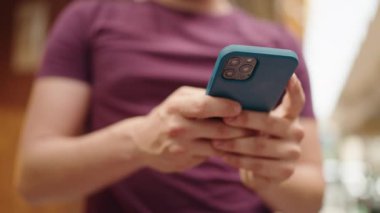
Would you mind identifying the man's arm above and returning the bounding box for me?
[15,78,145,203]
[15,77,248,203]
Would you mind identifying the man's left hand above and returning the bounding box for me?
[212,75,306,190]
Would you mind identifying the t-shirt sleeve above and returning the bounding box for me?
[38,1,99,83]
[276,26,315,118]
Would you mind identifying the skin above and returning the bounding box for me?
[15,79,248,201]
[215,76,324,212]
[15,0,325,212]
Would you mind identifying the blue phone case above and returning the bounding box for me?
[206,45,299,112]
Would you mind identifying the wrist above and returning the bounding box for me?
[107,116,150,171]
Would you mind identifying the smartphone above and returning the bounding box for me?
[206,45,299,112]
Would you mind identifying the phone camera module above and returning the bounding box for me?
[223,56,257,81]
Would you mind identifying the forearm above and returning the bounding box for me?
[255,163,324,213]
[16,117,145,203]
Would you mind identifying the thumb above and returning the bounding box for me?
[275,75,305,120]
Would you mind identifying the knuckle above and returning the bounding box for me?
[165,104,178,115]
[292,125,305,142]
[217,140,234,150]
[167,121,187,138]
[254,138,266,152]
[193,99,208,115]
[250,161,263,172]
[216,124,229,137]
[227,140,236,150]
[168,145,187,155]
[281,164,295,179]
[238,112,250,126]
[176,86,192,95]
[286,145,301,160]
[264,116,277,129]
[162,99,182,116]
[224,101,241,115]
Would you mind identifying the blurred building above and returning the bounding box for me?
[334,5,380,137]
[329,5,380,212]
[0,1,81,213]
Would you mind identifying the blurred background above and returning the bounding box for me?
[1,0,380,212]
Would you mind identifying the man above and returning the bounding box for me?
[16,0,324,212]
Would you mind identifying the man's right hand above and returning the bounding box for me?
[114,86,248,173]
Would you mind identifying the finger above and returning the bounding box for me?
[188,139,221,157]
[224,111,293,139]
[277,75,305,120]
[198,119,253,139]
[246,175,273,190]
[182,95,241,118]
[223,154,295,182]
[240,169,273,190]
[212,137,301,161]
[240,168,250,183]
[169,119,251,139]
[169,88,242,119]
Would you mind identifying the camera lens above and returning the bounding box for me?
[239,64,254,73]
[246,57,257,64]
[228,57,241,66]
[223,69,235,79]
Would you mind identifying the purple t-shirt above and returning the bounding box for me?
[39,0,314,212]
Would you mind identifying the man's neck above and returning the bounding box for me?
[153,0,233,15]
